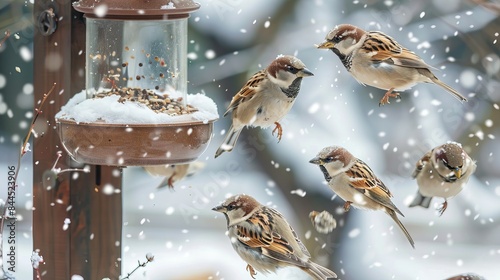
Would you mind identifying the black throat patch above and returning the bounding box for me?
[332,48,352,71]
[281,77,302,98]
[319,165,332,182]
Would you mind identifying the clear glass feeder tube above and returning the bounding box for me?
[85,17,187,105]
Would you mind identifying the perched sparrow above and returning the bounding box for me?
[310,146,415,248]
[212,194,337,280]
[317,24,468,105]
[409,142,476,216]
[143,162,205,189]
[215,55,313,158]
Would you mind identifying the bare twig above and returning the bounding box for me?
[0,83,56,277]
[51,151,90,175]
[0,30,10,47]
[31,250,44,280]
[120,253,154,280]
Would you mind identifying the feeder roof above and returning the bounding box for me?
[73,0,200,18]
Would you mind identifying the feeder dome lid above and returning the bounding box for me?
[73,0,200,18]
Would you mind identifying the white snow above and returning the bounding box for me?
[290,189,307,197]
[0,74,5,88]
[93,4,108,17]
[205,49,216,59]
[161,3,175,9]
[30,251,44,269]
[348,228,360,238]
[20,46,32,61]
[55,90,218,124]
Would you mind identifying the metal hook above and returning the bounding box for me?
[38,8,57,36]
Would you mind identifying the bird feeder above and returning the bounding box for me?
[56,0,217,166]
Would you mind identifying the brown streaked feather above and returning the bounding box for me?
[347,159,405,216]
[224,70,266,117]
[412,151,431,178]
[236,211,294,256]
[347,159,393,197]
[349,177,368,189]
[236,208,310,268]
[362,31,432,69]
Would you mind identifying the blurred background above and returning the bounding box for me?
[1,0,499,279]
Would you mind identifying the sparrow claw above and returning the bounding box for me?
[438,200,448,216]
[272,122,283,142]
[379,88,400,106]
[246,264,257,279]
[343,201,352,212]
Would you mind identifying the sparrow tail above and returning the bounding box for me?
[423,70,468,102]
[434,78,468,102]
[303,261,338,280]
[409,192,433,208]
[386,208,415,249]
[214,125,242,158]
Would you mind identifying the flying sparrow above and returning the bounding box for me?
[143,162,205,189]
[317,24,468,105]
[212,194,337,279]
[214,55,313,158]
[309,146,415,248]
[409,142,476,216]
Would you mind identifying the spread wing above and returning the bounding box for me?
[361,31,432,69]
[235,208,309,268]
[346,159,403,216]
[224,70,266,117]
[412,151,432,178]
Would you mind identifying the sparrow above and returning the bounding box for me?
[316,24,468,105]
[409,142,476,216]
[212,194,337,280]
[309,146,415,248]
[143,162,205,189]
[214,55,313,158]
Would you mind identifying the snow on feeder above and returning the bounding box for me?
[56,0,218,166]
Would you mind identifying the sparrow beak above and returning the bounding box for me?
[454,168,462,179]
[309,157,323,165]
[298,68,314,77]
[212,205,226,213]
[316,40,335,49]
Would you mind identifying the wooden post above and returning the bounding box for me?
[33,1,122,279]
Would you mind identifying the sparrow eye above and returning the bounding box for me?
[286,65,299,74]
[333,35,342,43]
[324,156,335,163]
[227,204,236,211]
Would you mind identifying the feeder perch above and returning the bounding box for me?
[56,0,217,166]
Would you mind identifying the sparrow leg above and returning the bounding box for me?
[246,264,257,279]
[379,88,400,106]
[167,174,175,189]
[272,122,283,142]
[438,200,448,216]
[343,201,352,212]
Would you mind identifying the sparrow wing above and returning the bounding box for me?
[362,31,432,69]
[224,70,266,117]
[347,159,404,216]
[236,208,309,267]
[412,151,432,178]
